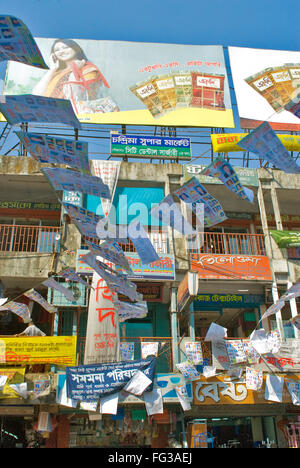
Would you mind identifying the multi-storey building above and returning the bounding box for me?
[0,154,299,448]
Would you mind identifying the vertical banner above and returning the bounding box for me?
[90,160,121,217]
[84,273,120,364]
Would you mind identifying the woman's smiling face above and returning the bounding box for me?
[53,42,77,62]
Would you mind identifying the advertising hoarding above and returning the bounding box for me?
[228,46,300,131]
[3,38,234,128]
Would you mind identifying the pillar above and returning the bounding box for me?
[171,287,179,367]
[189,302,195,341]
[263,416,277,446]
[251,416,264,445]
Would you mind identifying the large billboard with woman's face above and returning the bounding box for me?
[3,38,234,128]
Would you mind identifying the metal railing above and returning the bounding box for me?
[188,232,266,256]
[77,336,173,372]
[82,228,169,254]
[0,224,61,253]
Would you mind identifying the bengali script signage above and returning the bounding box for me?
[190,253,272,281]
[193,293,265,308]
[110,134,191,159]
[0,337,77,366]
[184,163,259,187]
[76,250,175,280]
[0,367,26,399]
[211,133,300,153]
[193,374,300,405]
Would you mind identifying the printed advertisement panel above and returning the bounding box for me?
[193,374,300,405]
[228,46,300,131]
[0,336,77,366]
[3,38,234,128]
[190,253,272,281]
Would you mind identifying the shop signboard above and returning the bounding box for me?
[193,374,300,405]
[3,38,234,128]
[0,337,77,366]
[184,163,259,187]
[118,283,163,302]
[193,293,265,309]
[190,253,272,281]
[270,230,300,248]
[211,132,300,154]
[76,249,175,281]
[110,133,191,160]
[228,46,300,131]
[119,373,193,404]
[177,271,199,312]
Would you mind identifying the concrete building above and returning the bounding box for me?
[0,155,299,448]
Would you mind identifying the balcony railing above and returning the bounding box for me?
[0,224,61,253]
[77,336,173,372]
[82,229,169,254]
[188,232,266,256]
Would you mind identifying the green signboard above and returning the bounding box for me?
[110,134,191,159]
[193,293,264,309]
[184,164,259,187]
[270,230,300,248]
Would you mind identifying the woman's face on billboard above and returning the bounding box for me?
[53,42,77,62]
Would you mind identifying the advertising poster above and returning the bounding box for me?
[0,337,77,366]
[84,272,120,365]
[228,46,300,130]
[3,38,234,128]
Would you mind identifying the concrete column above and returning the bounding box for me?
[272,282,285,339]
[251,416,264,444]
[171,287,179,367]
[262,416,277,447]
[287,280,300,338]
[189,302,195,340]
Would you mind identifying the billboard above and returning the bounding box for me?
[3,38,234,128]
[228,46,300,131]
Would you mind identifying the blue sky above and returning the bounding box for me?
[2,0,299,50]
[0,0,299,165]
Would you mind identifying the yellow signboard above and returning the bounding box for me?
[193,374,299,405]
[211,133,300,153]
[0,336,77,366]
[0,367,26,399]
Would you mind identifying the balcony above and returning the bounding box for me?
[188,232,266,256]
[77,336,173,372]
[0,224,61,253]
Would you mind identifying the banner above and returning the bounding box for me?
[128,220,160,265]
[150,194,196,236]
[24,289,57,314]
[62,203,104,239]
[200,155,254,203]
[86,239,131,272]
[0,301,31,322]
[4,38,234,128]
[120,343,135,361]
[270,230,300,248]
[66,357,156,401]
[114,299,148,322]
[110,134,191,160]
[42,167,111,199]
[16,132,90,173]
[81,252,141,302]
[43,277,76,302]
[0,94,81,128]
[58,268,91,289]
[174,176,227,228]
[239,122,300,174]
[191,253,273,281]
[89,160,121,218]
[211,132,300,153]
[0,15,47,69]
[0,336,77,365]
[84,272,120,365]
[228,46,300,130]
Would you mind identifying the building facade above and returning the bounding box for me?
[0,156,299,448]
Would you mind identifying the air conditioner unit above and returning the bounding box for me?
[47,280,88,307]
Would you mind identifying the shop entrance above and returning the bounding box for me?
[207,417,253,448]
[0,417,27,448]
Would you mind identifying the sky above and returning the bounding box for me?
[1,0,299,50]
[0,0,299,165]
